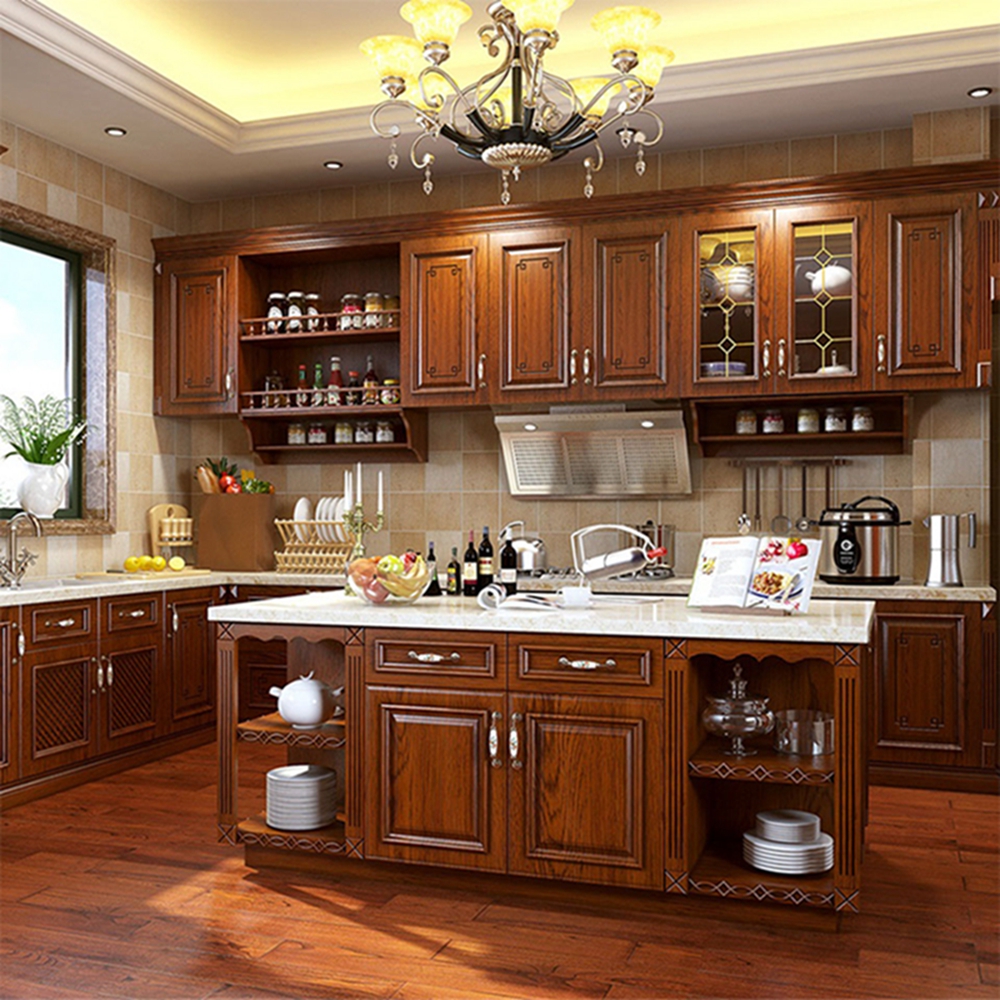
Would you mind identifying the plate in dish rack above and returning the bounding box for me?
[293,496,312,542]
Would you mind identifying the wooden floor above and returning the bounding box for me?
[0,744,997,1000]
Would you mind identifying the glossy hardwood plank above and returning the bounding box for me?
[1,742,997,1000]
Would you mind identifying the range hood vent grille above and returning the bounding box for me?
[496,410,692,498]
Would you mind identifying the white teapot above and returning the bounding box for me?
[269,672,341,730]
[805,264,852,297]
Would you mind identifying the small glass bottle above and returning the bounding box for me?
[263,370,285,408]
[311,361,326,407]
[447,546,461,595]
[334,419,353,444]
[797,408,820,434]
[363,355,379,404]
[354,420,374,444]
[735,409,757,435]
[286,291,304,333]
[265,292,286,334]
[287,422,306,445]
[762,409,784,434]
[295,364,310,407]
[824,407,847,433]
[340,293,363,330]
[326,356,343,406]
[304,292,322,331]
[382,294,400,328]
[307,422,328,445]
[375,420,394,443]
[345,371,362,406]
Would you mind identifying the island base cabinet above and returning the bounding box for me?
[365,686,507,871]
[508,693,664,889]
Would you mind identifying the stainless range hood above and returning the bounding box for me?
[495,408,692,498]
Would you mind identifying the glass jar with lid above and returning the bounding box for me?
[307,422,328,445]
[334,419,353,444]
[380,378,400,405]
[287,422,306,445]
[762,409,784,434]
[851,405,874,432]
[376,420,395,443]
[797,408,820,434]
[735,409,757,435]
[354,420,375,444]
[382,294,400,327]
[263,371,286,408]
[285,291,305,333]
[824,407,847,433]
[339,293,364,330]
[265,292,286,334]
[304,292,322,331]
[364,291,383,328]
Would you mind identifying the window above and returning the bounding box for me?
[0,201,116,533]
[0,230,84,517]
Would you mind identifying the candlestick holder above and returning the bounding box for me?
[344,502,385,563]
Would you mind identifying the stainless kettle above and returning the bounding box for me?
[499,521,547,571]
[923,513,976,587]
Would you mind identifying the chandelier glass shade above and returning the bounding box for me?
[360,1,672,203]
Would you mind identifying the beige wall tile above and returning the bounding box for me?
[391,176,460,214]
[914,107,990,164]
[659,149,701,189]
[221,197,254,231]
[129,215,154,260]
[461,170,502,208]
[428,411,462,451]
[882,127,913,169]
[462,411,499,452]
[77,155,103,200]
[104,166,130,211]
[175,198,192,235]
[703,145,746,186]
[17,130,74,188]
[538,161,587,202]
[355,182,391,218]
[0,118,17,168]
[0,163,15,201]
[991,114,999,158]
[17,173,47,212]
[254,190,320,228]
[744,141,789,181]
[790,136,835,177]
[190,201,222,234]
[319,186,355,221]
[836,131,882,173]
[617,152,660,193]
[462,452,500,492]
[77,196,103,233]
[46,184,77,224]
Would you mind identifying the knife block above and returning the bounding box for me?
[193,493,276,571]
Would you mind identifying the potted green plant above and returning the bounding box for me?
[0,395,86,517]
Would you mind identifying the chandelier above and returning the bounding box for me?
[360,1,672,204]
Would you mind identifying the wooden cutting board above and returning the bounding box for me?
[75,568,213,579]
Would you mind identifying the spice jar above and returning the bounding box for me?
[339,293,363,331]
[851,405,874,432]
[376,420,395,443]
[382,294,400,327]
[304,292,322,332]
[334,420,353,444]
[307,422,328,445]
[380,378,400,405]
[354,420,374,444]
[797,408,820,434]
[286,291,305,333]
[364,291,383,329]
[824,407,847,433]
[735,409,757,435]
[265,292,286,334]
[263,371,286,408]
[762,409,784,434]
[287,422,306,445]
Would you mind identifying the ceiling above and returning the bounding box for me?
[1,0,998,202]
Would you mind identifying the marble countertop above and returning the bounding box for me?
[0,570,992,609]
[208,590,876,644]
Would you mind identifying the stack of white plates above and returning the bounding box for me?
[265,764,337,831]
[743,810,833,874]
[314,495,346,541]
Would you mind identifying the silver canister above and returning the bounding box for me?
[923,513,976,587]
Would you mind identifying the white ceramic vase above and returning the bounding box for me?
[17,461,69,518]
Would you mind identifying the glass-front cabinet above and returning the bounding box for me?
[683,210,772,397]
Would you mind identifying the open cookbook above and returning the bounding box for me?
[687,535,823,613]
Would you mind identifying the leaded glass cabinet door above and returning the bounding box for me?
[775,203,871,393]
[684,210,772,397]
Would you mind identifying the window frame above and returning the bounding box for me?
[0,198,117,535]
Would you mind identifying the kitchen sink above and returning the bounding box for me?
[10,577,93,590]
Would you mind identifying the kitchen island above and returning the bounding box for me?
[210,592,874,912]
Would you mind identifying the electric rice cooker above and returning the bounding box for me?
[818,495,909,584]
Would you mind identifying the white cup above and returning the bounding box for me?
[558,585,593,608]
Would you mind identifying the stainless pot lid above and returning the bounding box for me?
[818,495,908,526]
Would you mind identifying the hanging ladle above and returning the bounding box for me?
[737,465,751,535]
[796,465,811,532]
[770,464,792,534]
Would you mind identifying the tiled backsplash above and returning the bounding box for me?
[0,114,995,584]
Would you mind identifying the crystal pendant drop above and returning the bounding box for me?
[512,165,521,182]
[635,147,646,176]
[620,124,632,149]
[388,140,399,170]
[500,171,511,206]
[422,166,434,195]
[583,165,594,200]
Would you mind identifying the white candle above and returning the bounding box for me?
[356,461,362,505]
[377,470,384,515]
[344,469,351,511]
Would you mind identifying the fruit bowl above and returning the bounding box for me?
[347,554,432,605]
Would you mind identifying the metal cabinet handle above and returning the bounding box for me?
[17,631,25,657]
[489,711,502,768]
[509,712,522,770]
[225,367,234,399]
[570,348,578,385]
[777,340,787,378]
[119,608,146,619]
[407,650,461,664]
[876,334,887,374]
[45,618,76,629]
[583,347,592,385]
[171,606,179,633]
[761,340,771,378]
[477,353,487,388]
[558,655,616,671]
[94,657,104,691]
[104,656,113,687]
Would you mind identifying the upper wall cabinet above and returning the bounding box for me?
[154,256,238,416]
[873,192,979,390]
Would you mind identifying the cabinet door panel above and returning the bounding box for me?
[102,641,159,752]
[872,608,978,767]
[0,611,18,785]
[494,229,571,396]
[366,686,506,870]
[584,221,673,395]
[508,693,663,888]
[21,644,97,776]
[402,236,487,403]
[165,591,216,732]
[155,256,236,415]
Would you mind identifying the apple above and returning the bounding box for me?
[787,539,809,559]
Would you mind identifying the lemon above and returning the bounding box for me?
[168,556,186,571]
[138,555,154,571]
[123,555,141,573]
[151,555,167,571]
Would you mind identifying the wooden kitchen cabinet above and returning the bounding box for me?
[0,608,17,785]
[873,192,978,390]
[164,588,216,733]
[154,255,237,416]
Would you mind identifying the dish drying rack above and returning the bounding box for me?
[274,519,352,574]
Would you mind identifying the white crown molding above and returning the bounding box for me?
[3,0,997,156]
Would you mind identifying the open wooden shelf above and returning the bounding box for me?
[688,740,835,784]
[237,814,348,854]
[236,711,346,749]
[688,841,836,909]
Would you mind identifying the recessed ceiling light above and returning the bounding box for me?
[523,423,537,432]
[323,160,344,170]
[104,126,127,137]
[640,420,655,429]
[967,86,993,99]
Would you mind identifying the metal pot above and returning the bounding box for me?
[818,495,910,584]
[499,521,547,572]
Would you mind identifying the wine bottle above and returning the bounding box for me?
[447,546,461,595]
[426,541,442,596]
[462,530,478,597]
[499,534,518,594]
[477,526,494,592]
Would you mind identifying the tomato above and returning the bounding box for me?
[225,482,241,493]
[218,474,235,490]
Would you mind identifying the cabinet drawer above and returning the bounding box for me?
[27,601,96,646]
[103,593,160,634]
[511,634,661,697]
[366,629,502,687]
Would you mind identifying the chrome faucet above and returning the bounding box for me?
[0,511,43,587]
